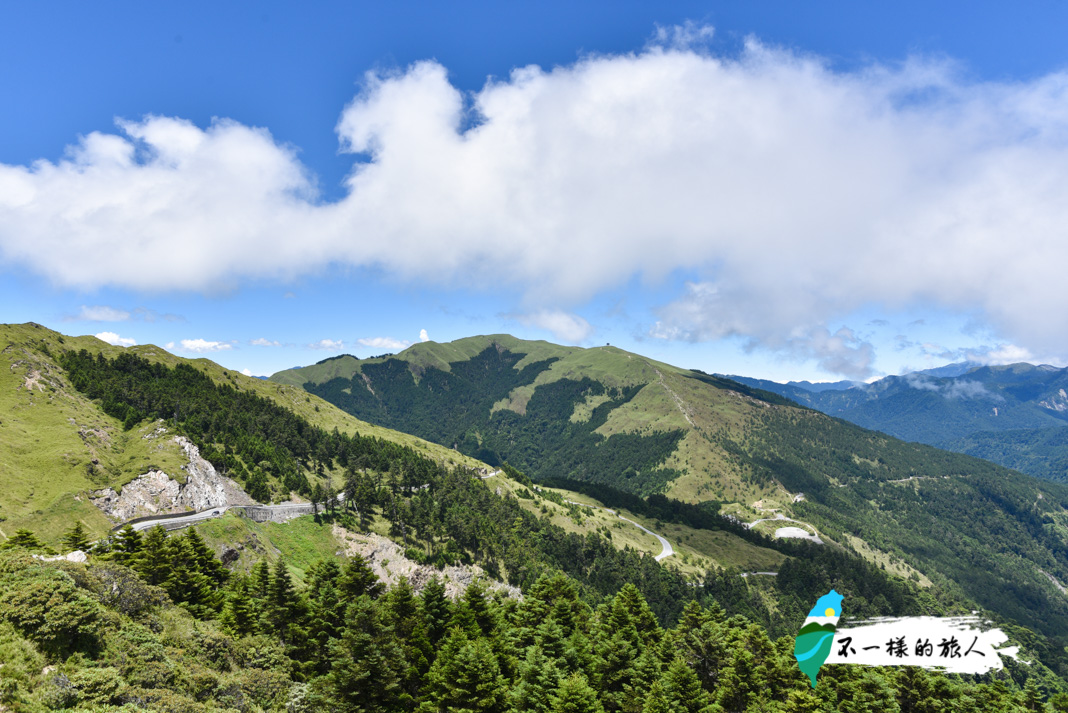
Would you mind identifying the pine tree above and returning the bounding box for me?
[164,537,216,617]
[61,521,91,553]
[591,629,638,713]
[1022,678,1045,712]
[220,576,257,637]
[622,647,662,712]
[183,527,228,586]
[452,580,497,639]
[421,629,510,713]
[421,576,452,645]
[110,524,143,565]
[328,595,409,713]
[266,560,305,633]
[660,656,713,713]
[337,554,384,601]
[135,525,171,586]
[641,680,670,713]
[385,577,433,698]
[512,644,562,713]
[0,529,45,551]
[550,673,605,713]
[251,560,272,599]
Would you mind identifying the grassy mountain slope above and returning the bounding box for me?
[0,323,484,543]
[274,335,1068,646]
[2,323,779,581]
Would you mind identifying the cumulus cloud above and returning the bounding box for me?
[308,339,345,350]
[95,331,136,347]
[241,368,253,376]
[7,35,1068,370]
[903,373,1000,401]
[72,305,131,322]
[419,329,430,342]
[515,310,593,343]
[357,336,410,350]
[178,338,232,353]
[651,283,875,377]
[250,338,281,347]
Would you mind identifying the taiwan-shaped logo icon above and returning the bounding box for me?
[793,589,843,688]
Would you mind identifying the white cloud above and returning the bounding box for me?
[652,284,875,378]
[516,310,593,343]
[178,338,232,353]
[250,338,281,347]
[903,373,1000,401]
[308,339,345,351]
[241,368,253,376]
[95,331,136,347]
[357,336,410,351]
[8,39,1068,369]
[419,328,430,342]
[73,305,131,322]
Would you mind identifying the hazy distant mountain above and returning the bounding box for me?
[784,379,857,392]
[728,363,1068,482]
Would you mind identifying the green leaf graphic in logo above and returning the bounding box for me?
[794,589,843,688]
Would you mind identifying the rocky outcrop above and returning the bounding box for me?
[332,525,522,600]
[91,436,253,522]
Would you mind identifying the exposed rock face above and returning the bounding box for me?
[91,436,253,522]
[332,525,522,600]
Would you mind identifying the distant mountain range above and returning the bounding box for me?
[725,362,1068,482]
[273,336,1068,644]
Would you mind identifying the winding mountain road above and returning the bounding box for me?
[563,499,674,561]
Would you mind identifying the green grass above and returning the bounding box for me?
[192,512,342,583]
[534,484,786,576]
[271,332,796,516]
[0,322,488,548]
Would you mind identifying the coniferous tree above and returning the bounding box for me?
[0,529,45,551]
[220,576,257,637]
[266,560,305,637]
[251,560,272,600]
[184,527,229,587]
[452,580,497,639]
[61,521,91,552]
[110,524,143,565]
[640,680,670,713]
[420,629,510,713]
[591,629,639,713]
[384,577,433,697]
[165,536,217,617]
[659,656,714,713]
[512,644,562,713]
[338,554,384,600]
[328,596,409,713]
[551,673,605,713]
[421,576,452,645]
[135,525,171,586]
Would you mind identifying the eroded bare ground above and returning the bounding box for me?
[332,524,522,600]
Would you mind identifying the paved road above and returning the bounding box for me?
[120,502,321,532]
[124,506,231,532]
[619,514,675,561]
[746,513,823,543]
[563,499,674,562]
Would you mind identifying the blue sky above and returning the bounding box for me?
[3,2,1068,381]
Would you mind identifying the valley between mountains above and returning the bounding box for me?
[5,323,1068,710]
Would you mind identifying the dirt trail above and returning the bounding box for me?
[649,364,694,427]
